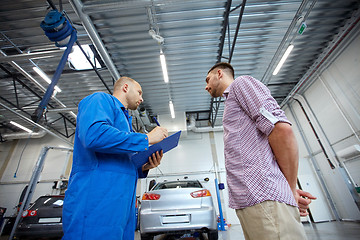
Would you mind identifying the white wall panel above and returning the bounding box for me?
[297,171,334,222]
[152,131,213,175]
[288,102,322,155]
[322,35,360,131]
[0,134,72,217]
[314,152,359,219]
[285,108,335,222]
[286,28,360,221]
[2,141,41,182]
[341,155,360,188]
[0,141,15,173]
[304,81,354,146]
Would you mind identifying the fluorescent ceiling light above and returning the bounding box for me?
[160,52,169,83]
[10,121,33,133]
[70,111,77,118]
[33,67,62,92]
[169,100,175,118]
[68,45,101,70]
[272,44,294,76]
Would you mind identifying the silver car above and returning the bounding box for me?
[139,180,218,240]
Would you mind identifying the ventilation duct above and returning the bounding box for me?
[2,130,47,141]
[187,115,223,133]
[337,145,360,160]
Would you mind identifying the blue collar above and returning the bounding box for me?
[112,96,134,132]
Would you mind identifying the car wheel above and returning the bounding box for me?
[140,233,154,240]
[208,230,218,240]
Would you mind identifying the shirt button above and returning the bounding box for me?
[145,148,148,150]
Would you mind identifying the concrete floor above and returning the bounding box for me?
[1,221,359,239]
[303,221,360,240]
[135,221,360,240]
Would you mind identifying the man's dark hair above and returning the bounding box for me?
[208,62,235,79]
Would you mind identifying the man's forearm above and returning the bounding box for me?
[268,122,299,193]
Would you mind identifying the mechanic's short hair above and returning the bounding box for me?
[114,76,137,91]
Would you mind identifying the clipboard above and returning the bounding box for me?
[131,131,181,168]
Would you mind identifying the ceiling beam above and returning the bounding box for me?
[0,100,73,146]
[0,49,64,63]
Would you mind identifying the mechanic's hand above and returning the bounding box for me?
[142,150,163,172]
[296,189,317,216]
[146,127,168,145]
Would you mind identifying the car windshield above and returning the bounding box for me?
[30,196,64,209]
[153,181,202,190]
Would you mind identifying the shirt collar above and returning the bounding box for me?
[112,95,134,132]
[112,94,126,110]
[223,85,231,99]
[123,108,134,132]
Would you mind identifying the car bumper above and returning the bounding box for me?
[15,223,63,238]
[140,206,217,234]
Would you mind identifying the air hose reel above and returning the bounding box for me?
[32,9,77,123]
[40,9,74,47]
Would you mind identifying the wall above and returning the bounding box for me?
[284,26,360,221]
[0,134,73,217]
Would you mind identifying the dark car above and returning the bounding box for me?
[15,195,64,239]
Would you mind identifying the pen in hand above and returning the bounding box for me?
[148,117,168,143]
[153,116,161,126]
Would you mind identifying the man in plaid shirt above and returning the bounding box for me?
[205,62,315,240]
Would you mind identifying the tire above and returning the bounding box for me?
[140,233,154,240]
[208,230,218,240]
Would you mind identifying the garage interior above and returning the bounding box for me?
[0,0,360,239]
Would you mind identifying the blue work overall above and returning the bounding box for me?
[62,92,149,240]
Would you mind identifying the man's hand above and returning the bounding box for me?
[295,189,317,216]
[146,127,168,145]
[142,150,163,172]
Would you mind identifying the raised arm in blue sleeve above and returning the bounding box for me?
[76,92,149,154]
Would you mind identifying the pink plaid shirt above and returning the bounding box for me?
[223,75,297,209]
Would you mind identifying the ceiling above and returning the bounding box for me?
[0,0,359,143]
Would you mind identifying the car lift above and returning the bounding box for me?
[9,146,73,240]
